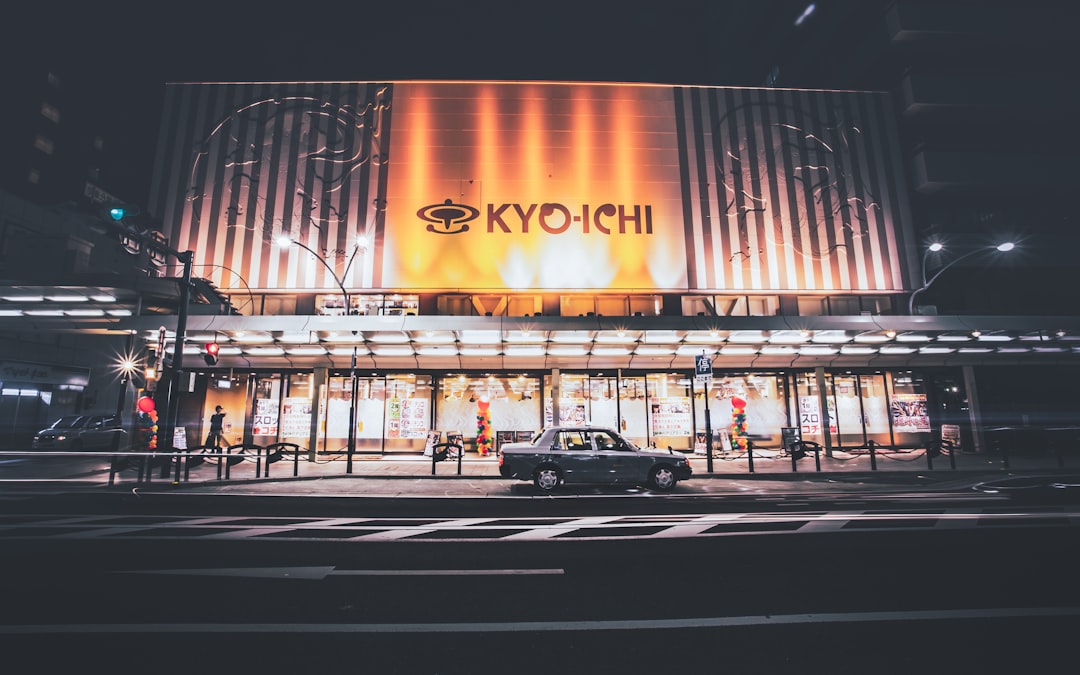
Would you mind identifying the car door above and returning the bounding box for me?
[553,429,600,483]
[591,430,641,483]
[80,416,122,450]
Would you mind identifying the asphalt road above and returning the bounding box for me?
[1,483,1078,673]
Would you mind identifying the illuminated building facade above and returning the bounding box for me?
[122,80,1078,458]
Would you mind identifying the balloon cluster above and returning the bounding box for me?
[730,396,748,451]
[137,396,159,449]
[476,399,493,456]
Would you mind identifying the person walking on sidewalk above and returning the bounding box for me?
[205,405,226,448]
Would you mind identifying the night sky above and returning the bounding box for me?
[32,1,732,87]
[10,0,816,205]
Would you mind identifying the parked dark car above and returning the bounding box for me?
[498,426,692,491]
[31,414,128,451]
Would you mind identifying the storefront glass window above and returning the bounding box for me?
[250,375,282,446]
[383,375,431,452]
[696,374,787,453]
[888,371,932,447]
[281,373,314,445]
[793,372,835,445]
[618,377,649,445]
[437,374,541,453]
[646,373,692,450]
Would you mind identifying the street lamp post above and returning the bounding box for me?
[277,235,368,471]
[909,242,1015,315]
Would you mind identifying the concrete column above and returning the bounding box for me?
[551,368,560,427]
[815,367,833,456]
[308,367,327,461]
[962,365,984,453]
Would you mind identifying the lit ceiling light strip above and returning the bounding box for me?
[416,346,458,356]
[799,346,838,355]
[232,334,274,344]
[505,346,545,357]
[810,330,851,343]
[548,346,589,356]
[459,347,500,357]
[635,346,675,356]
[760,346,797,355]
[840,346,877,354]
[727,331,767,343]
[371,346,414,356]
[286,346,328,355]
[245,347,286,356]
[879,346,916,354]
[720,346,758,355]
[591,347,632,356]
[45,295,88,302]
[459,330,502,344]
[328,346,370,356]
[676,345,716,356]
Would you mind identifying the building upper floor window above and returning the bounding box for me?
[40,102,60,124]
[683,295,779,317]
[33,136,54,155]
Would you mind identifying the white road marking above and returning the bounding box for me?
[2,606,1076,634]
[118,566,564,579]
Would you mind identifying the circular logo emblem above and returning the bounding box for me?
[417,199,480,235]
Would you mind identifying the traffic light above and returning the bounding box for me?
[204,342,220,366]
[104,203,141,222]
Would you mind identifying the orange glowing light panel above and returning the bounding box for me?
[383,82,689,291]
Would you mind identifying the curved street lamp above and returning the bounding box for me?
[276,235,368,314]
[909,241,1015,315]
[275,234,369,472]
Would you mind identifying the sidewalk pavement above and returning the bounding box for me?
[3,446,1076,499]
[97,444,1080,496]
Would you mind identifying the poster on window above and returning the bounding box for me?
[890,394,930,433]
[252,399,279,436]
[400,398,429,438]
[799,396,837,435]
[545,399,587,426]
[650,397,692,436]
[281,397,312,437]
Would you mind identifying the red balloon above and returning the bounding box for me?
[137,396,156,413]
[731,396,746,409]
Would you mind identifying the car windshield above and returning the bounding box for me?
[50,416,86,429]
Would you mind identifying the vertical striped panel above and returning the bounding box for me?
[676,86,913,292]
[151,83,393,293]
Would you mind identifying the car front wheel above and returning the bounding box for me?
[533,466,562,491]
[649,465,677,491]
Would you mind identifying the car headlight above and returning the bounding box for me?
[55,434,67,441]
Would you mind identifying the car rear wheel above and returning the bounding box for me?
[649,465,677,491]
[533,465,562,491]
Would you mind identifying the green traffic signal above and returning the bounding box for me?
[108,207,126,221]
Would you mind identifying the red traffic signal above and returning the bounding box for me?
[204,342,220,366]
